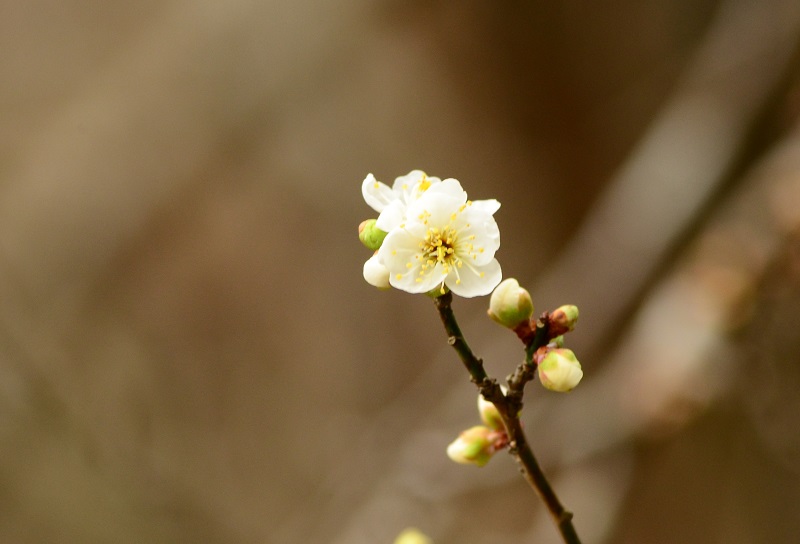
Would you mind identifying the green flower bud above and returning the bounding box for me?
[537,348,583,392]
[358,219,388,250]
[446,426,496,467]
[487,278,534,329]
[549,305,579,335]
[394,528,433,544]
[477,392,504,431]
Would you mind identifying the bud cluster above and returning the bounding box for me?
[488,277,584,393]
[357,175,589,543]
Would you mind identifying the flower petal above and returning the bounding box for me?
[454,207,501,266]
[392,170,441,208]
[391,170,428,194]
[471,198,501,216]
[379,227,442,294]
[424,178,467,202]
[404,261,448,294]
[407,191,463,228]
[447,258,502,298]
[363,254,390,289]
[375,200,406,231]
[362,174,396,213]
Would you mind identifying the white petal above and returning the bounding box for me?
[375,200,406,231]
[396,261,445,294]
[447,258,502,298]
[471,198,501,215]
[379,227,443,294]
[379,229,424,287]
[363,254,390,289]
[378,228,418,267]
[391,170,425,207]
[362,173,396,213]
[424,178,467,203]
[484,219,500,244]
[407,174,442,203]
[454,208,500,266]
[407,191,462,228]
[392,171,442,201]
[391,170,427,194]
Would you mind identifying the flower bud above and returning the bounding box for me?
[488,278,533,329]
[549,305,579,336]
[477,393,504,431]
[358,219,387,250]
[446,426,496,467]
[363,253,390,289]
[537,348,583,392]
[394,528,433,544]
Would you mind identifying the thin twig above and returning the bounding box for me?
[433,292,581,544]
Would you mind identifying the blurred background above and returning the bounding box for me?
[2,0,800,542]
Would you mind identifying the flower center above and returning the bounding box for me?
[420,226,460,273]
[393,203,486,292]
[414,206,482,281]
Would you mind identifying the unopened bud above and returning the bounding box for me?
[549,305,579,336]
[446,426,496,467]
[537,348,583,392]
[358,219,387,250]
[394,528,433,544]
[488,278,534,329]
[363,253,390,289]
[477,391,504,431]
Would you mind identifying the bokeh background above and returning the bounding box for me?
[2,0,800,542]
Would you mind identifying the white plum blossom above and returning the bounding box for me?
[377,178,502,297]
[362,170,442,232]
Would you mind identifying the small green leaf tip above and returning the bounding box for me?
[537,348,583,392]
[487,278,534,329]
[358,219,387,250]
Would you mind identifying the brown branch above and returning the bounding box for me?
[433,293,490,387]
[433,292,581,544]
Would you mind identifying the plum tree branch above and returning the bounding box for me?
[433,292,581,544]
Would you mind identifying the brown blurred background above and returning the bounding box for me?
[2,0,800,542]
